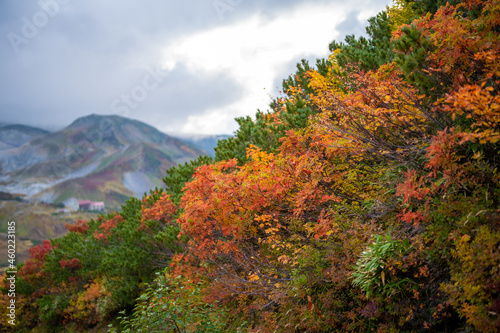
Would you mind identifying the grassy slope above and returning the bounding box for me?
[0,200,103,272]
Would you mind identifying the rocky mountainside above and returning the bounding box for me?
[0,114,205,209]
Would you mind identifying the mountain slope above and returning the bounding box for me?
[0,114,205,209]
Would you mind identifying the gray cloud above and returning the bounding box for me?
[110,64,246,131]
[0,0,390,134]
[335,10,369,39]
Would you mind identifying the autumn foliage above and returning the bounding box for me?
[2,0,500,332]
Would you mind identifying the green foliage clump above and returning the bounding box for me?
[330,11,395,72]
[352,233,413,298]
[109,271,227,333]
[404,0,461,16]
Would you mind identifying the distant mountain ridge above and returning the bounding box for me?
[0,124,50,150]
[178,134,231,157]
[0,114,206,209]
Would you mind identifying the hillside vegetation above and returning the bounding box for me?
[0,201,102,274]
[2,0,499,331]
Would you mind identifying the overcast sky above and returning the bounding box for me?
[0,0,391,135]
